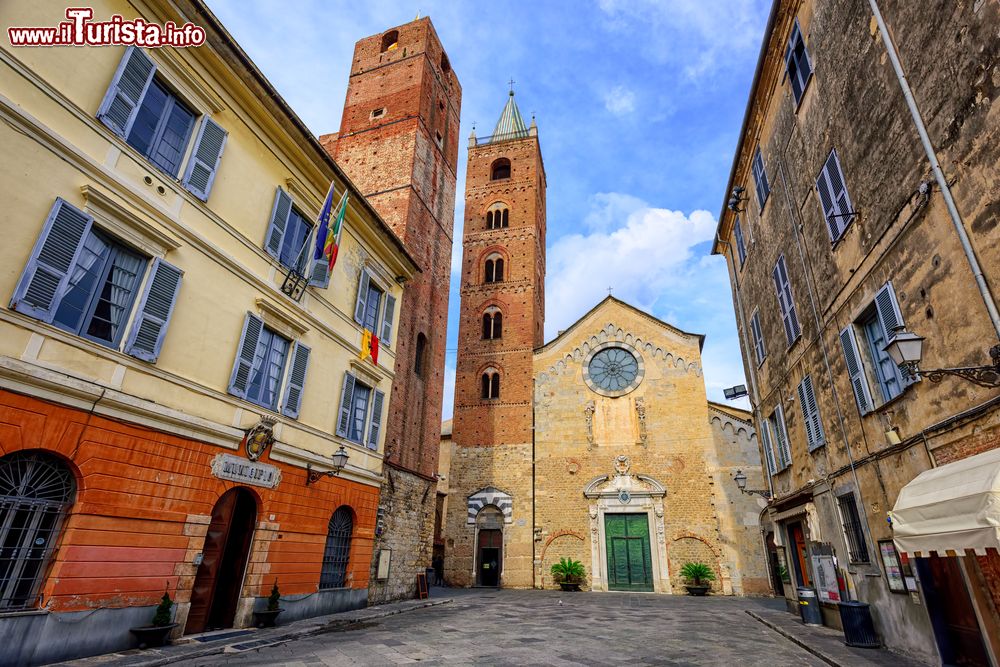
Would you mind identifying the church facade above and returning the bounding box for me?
[442,93,770,595]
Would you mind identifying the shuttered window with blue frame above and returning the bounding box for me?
[752,147,770,210]
[734,217,747,266]
[228,313,311,418]
[797,375,825,450]
[772,255,801,346]
[97,47,227,199]
[263,188,331,288]
[816,149,855,242]
[353,269,397,348]
[11,198,182,361]
[335,371,385,450]
[750,310,766,367]
[785,19,813,106]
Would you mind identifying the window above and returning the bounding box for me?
[441,53,451,74]
[816,149,855,242]
[839,281,911,414]
[491,158,511,180]
[772,255,801,346]
[837,492,870,563]
[336,372,385,449]
[734,217,747,266]
[97,48,227,199]
[371,107,385,120]
[228,313,311,417]
[0,451,76,611]
[486,205,509,230]
[484,257,504,283]
[264,187,330,283]
[752,147,770,210]
[280,208,313,273]
[353,270,396,345]
[481,369,500,400]
[11,199,183,361]
[319,506,354,589]
[414,332,427,377]
[750,310,766,367]
[785,20,813,106]
[380,30,399,52]
[797,375,825,450]
[482,309,502,340]
[768,405,792,470]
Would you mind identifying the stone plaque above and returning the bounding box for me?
[211,453,281,488]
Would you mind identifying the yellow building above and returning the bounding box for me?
[0,1,417,663]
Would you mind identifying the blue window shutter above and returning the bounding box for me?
[760,419,777,475]
[228,313,264,399]
[772,256,800,345]
[97,47,156,137]
[354,270,371,325]
[797,375,825,450]
[307,258,330,288]
[336,372,357,438]
[182,116,228,201]
[840,325,874,415]
[797,378,815,448]
[874,281,904,340]
[380,293,396,345]
[817,150,854,241]
[281,341,311,419]
[367,389,385,450]
[815,161,838,239]
[734,217,747,265]
[753,148,770,209]
[773,405,791,468]
[11,198,94,323]
[264,188,293,259]
[124,258,183,362]
[750,311,766,366]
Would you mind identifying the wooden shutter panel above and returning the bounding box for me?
[734,218,746,265]
[760,419,777,475]
[773,256,800,345]
[228,313,264,399]
[785,27,803,103]
[815,163,838,239]
[750,311,766,365]
[354,270,371,325]
[336,372,357,438]
[753,148,769,208]
[840,325,874,415]
[97,47,156,137]
[367,389,385,450]
[804,375,825,447]
[281,341,311,419]
[381,293,396,345]
[774,405,792,468]
[11,199,94,322]
[306,256,331,288]
[182,117,228,201]
[264,188,293,259]
[797,378,817,449]
[124,258,183,362]
[874,281,904,340]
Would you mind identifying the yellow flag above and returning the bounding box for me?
[360,329,372,361]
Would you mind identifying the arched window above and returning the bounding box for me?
[486,203,510,230]
[481,368,500,400]
[502,209,509,228]
[484,256,504,283]
[482,309,502,340]
[380,31,399,53]
[0,451,76,610]
[414,332,427,377]
[491,158,511,180]
[486,211,494,229]
[320,506,354,589]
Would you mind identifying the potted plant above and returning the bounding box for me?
[129,589,178,648]
[680,562,715,596]
[253,580,284,628]
[550,557,585,591]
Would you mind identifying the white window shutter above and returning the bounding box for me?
[11,199,94,323]
[840,325,875,415]
[354,270,371,325]
[228,313,264,399]
[336,372,357,438]
[124,258,183,362]
[281,341,311,419]
[97,46,156,137]
[182,116,228,201]
[381,293,396,345]
[264,188,293,259]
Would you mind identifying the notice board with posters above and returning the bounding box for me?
[811,543,841,603]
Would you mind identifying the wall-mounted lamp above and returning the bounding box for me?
[723,384,748,400]
[727,186,748,213]
[883,328,1000,388]
[306,445,350,485]
[395,275,407,284]
[733,469,772,499]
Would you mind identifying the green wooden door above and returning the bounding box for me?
[604,513,653,591]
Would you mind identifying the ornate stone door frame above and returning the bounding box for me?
[584,456,671,593]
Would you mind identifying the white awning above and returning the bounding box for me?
[891,446,1000,556]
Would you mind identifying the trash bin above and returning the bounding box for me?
[796,587,823,626]
[838,601,880,648]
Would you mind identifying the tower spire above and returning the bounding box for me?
[491,87,528,142]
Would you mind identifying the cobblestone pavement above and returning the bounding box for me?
[170,589,831,667]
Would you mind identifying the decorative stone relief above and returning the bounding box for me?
[634,397,648,447]
[613,455,631,475]
[584,400,595,449]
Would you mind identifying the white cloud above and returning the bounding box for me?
[603,85,636,116]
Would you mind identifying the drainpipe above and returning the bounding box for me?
[869,0,1000,340]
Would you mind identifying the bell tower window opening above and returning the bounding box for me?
[380,30,399,53]
[486,203,509,230]
[414,332,427,377]
[484,256,504,283]
[481,368,501,400]
[491,158,511,181]
[441,53,451,74]
[482,308,503,340]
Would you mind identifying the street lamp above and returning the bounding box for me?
[883,327,1000,388]
[733,469,772,499]
[306,445,350,485]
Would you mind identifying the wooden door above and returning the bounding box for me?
[787,522,811,587]
[605,514,653,592]
[918,555,989,667]
[185,488,256,634]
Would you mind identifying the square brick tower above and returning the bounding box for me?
[445,92,546,588]
[321,18,461,602]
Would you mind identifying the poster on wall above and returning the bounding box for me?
[811,553,841,602]
[879,540,906,593]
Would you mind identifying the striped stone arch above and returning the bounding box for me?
[467,486,513,524]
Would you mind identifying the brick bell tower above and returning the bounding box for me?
[321,18,461,602]
[446,90,546,588]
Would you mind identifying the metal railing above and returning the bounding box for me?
[474,129,531,146]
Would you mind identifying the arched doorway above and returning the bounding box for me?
[185,487,256,634]
[475,506,503,587]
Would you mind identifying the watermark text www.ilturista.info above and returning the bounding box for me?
[8,8,205,47]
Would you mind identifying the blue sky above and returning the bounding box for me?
[206,0,771,416]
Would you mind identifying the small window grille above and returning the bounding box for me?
[837,493,870,563]
[319,506,354,589]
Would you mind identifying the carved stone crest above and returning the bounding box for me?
[241,415,277,462]
[613,455,630,476]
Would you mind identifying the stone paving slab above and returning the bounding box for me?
[745,608,928,667]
